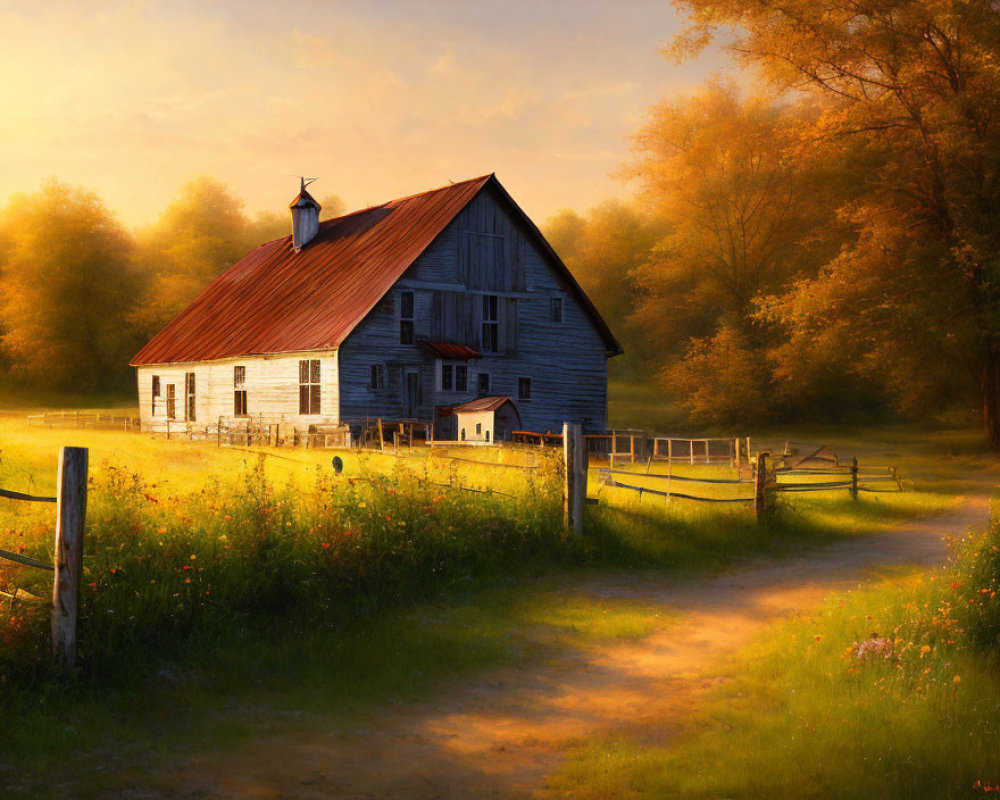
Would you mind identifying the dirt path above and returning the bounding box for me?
[116,490,992,800]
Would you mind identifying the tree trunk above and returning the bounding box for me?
[982,345,1000,451]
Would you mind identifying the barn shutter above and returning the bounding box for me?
[462,293,477,348]
[431,291,443,340]
[503,297,518,354]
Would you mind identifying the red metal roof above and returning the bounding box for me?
[132,176,491,366]
[419,341,480,360]
[131,173,622,366]
[453,396,517,414]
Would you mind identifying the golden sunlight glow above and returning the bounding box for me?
[0,0,728,226]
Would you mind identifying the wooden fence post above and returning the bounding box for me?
[563,422,586,535]
[754,452,769,521]
[52,446,88,681]
[850,457,859,501]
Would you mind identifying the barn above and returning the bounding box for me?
[130,174,622,438]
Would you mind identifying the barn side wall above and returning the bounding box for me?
[339,184,611,433]
[136,351,340,432]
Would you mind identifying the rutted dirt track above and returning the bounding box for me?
[117,491,991,800]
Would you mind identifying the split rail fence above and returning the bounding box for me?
[28,411,139,432]
[597,445,902,518]
[0,447,88,679]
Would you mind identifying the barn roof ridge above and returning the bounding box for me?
[130,173,620,367]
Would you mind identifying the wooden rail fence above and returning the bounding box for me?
[0,447,88,680]
[27,411,139,431]
[597,445,901,520]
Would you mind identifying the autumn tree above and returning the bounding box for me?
[130,176,260,338]
[625,82,855,419]
[671,0,1000,442]
[0,181,141,391]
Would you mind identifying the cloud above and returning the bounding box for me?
[0,1,733,227]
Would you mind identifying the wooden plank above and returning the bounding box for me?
[0,488,56,503]
[0,548,55,571]
[563,422,585,535]
[52,446,88,681]
[755,452,769,520]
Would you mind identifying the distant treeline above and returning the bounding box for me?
[2,1,999,440]
[0,178,343,395]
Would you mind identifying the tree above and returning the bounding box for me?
[0,181,141,391]
[671,0,1000,443]
[130,176,257,338]
[628,82,840,333]
[625,82,853,412]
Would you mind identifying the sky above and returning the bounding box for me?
[0,0,731,229]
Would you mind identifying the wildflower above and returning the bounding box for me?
[190,554,197,560]
[185,578,191,584]
[88,582,97,590]
[322,543,331,549]
[224,515,232,522]
[920,645,931,657]
[814,635,822,643]
[157,527,167,534]
[951,582,959,589]
[182,565,190,571]
[953,675,961,685]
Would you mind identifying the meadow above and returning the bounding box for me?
[0,398,995,789]
[551,523,1000,799]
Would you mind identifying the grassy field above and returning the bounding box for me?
[0,393,995,785]
[551,528,1000,799]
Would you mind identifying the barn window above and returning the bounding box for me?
[476,422,482,435]
[166,384,176,420]
[518,377,532,401]
[185,372,196,421]
[151,375,160,415]
[440,363,467,392]
[369,364,385,391]
[399,290,415,345]
[550,297,563,323]
[481,294,499,351]
[234,366,247,416]
[485,430,490,442]
[299,359,321,415]
[477,372,490,395]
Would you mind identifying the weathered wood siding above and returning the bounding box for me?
[136,351,340,432]
[339,184,611,432]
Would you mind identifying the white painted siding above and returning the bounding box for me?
[137,351,339,432]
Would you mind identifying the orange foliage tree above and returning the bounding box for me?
[670,0,1000,441]
[0,181,142,392]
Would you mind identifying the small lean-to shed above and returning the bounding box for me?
[454,396,521,443]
